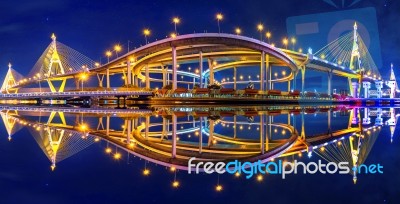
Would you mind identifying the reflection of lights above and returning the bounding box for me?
[114,153,121,160]
[105,148,112,154]
[215,185,223,192]
[320,147,325,151]
[235,172,240,177]
[274,128,278,133]
[143,169,150,176]
[172,181,180,188]
[281,130,286,135]
[239,125,243,130]
[338,141,342,146]
[257,174,263,182]
[170,166,176,172]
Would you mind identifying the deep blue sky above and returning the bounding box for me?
[0,0,398,78]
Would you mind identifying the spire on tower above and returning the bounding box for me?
[8,62,12,69]
[51,33,56,42]
[354,22,358,30]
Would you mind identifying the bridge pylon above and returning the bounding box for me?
[46,34,69,93]
[1,63,21,94]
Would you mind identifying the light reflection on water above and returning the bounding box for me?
[0,105,398,201]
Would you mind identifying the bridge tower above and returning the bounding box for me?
[1,63,21,94]
[349,22,363,98]
[385,64,397,99]
[46,34,69,93]
[385,108,397,143]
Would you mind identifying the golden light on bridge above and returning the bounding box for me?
[215,184,223,192]
[114,152,122,160]
[216,13,223,33]
[170,166,176,172]
[282,38,288,49]
[114,44,121,52]
[170,33,177,38]
[143,29,151,44]
[105,147,112,154]
[172,17,180,24]
[235,27,241,35]
[257,24,264,31]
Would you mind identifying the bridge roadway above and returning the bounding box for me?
[0,90,153,100]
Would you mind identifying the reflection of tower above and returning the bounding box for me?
[351,108,359,124]
[375,81,383,98]
[28,126,94,170]
[0,111,23,141]
[375,108,383,125]
[385,64,397,99]
[385,108,398,143]
[362,108,370,125]
[315,123,381,184]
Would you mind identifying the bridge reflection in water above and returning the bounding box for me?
[1,105,396,187]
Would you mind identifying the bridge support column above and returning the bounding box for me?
[351,82,359,98]
[260,51,265,91]
[265,55,270,91]
[199,51,203,88]
[127,61,132,85]
[172,46,177,90]
[328,70,332,95]
[362,81,371,98]
[208,59,214,86]
[233,67,237,90]
[301,66,306,94]
[172,114,177,158]
[162,66,167,87]
[106,68,110,89]
[97,74,104,88]
[47,78,68,93]
[145,65,150,89]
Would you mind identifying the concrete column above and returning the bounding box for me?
[301,67,306,93]
[172,47,177,90]
[127,60,132,85]
[363,107,371,124]
[162,66,167,87]
[375,81,383,98]
[351,82,359,98]
[208,59,214,85]
[145,65,150,89]
[265,54,270,90]
[362,81,371,98]
[199,51,203,88]
[328,71,332,95]
[233,115,237,139]
[260,51,265,91]
[106,68,110,89]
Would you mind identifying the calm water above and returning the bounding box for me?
[0,105,399,203]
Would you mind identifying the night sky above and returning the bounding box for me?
[1,0,400,203]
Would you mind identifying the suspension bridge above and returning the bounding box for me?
[0,22,395,105]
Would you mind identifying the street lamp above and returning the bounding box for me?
[235,27,241,35]
[282,38,288,49]
[170,33,177,38]
[291,37,296,50]
[266,32,271,43]
[114,44,121,57]
[143,29,151,44]
[257,24,264,41]
[80,73,88,91]
[216,13,223,33]
[105,51,112,63]
[172,17,180,34]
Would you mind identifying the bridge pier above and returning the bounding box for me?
[172,114,177,158]
[327,70,332,95]
[260,51,265,91]
[145,65,150,89]
[362,81,371,98]
[233,67,237,90]
[127,60,132,85]
[172,46,177,90]
[265,54,270,91]
[208,59,215,86]
[199,51,203,88]
[301,66,306,94]
[106,68,110,89]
